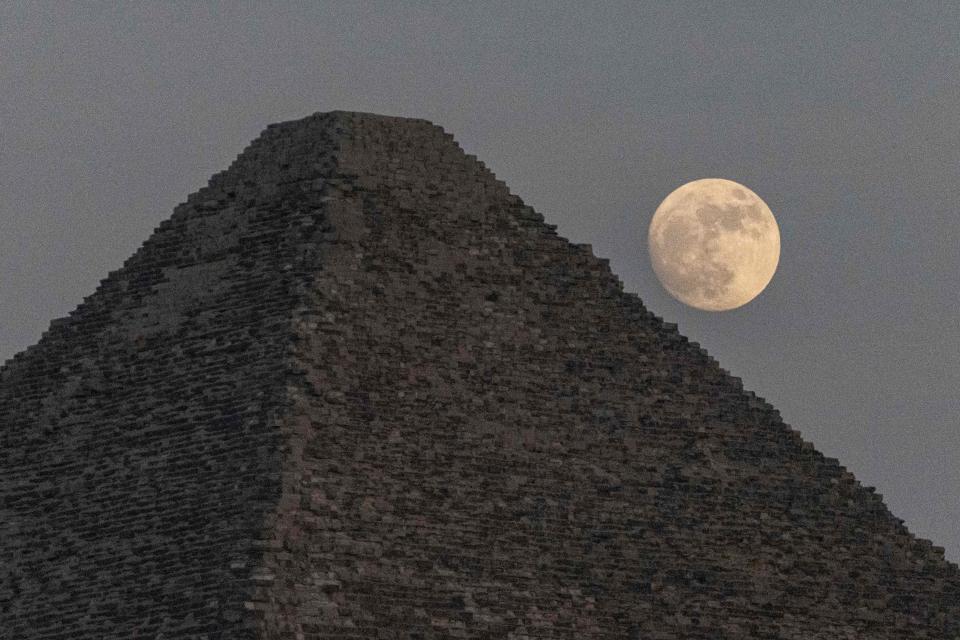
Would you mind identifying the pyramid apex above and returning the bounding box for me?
[261,109,445,133]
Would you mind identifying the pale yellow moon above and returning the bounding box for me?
[648,178,780,311]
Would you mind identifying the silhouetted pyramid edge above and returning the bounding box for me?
[1,110,957,638]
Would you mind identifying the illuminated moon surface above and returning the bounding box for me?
[648,178,780,311]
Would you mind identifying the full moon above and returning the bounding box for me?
[648,178,780,311]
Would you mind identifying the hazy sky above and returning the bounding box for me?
[2,2,958,561]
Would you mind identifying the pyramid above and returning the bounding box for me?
[1,111,957,639]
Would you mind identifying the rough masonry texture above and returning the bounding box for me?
[1,111,958,639]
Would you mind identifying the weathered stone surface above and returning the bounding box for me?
[1,111,957,638]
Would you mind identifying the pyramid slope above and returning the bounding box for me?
[1,111,958,638]
[0,113,346,638]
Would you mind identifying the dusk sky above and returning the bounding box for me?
[1,2,958,561]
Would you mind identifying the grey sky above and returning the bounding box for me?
[2,2,958,561]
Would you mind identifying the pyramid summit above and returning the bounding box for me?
[1,110,957,638]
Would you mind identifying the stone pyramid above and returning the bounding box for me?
[1,111,957,639]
